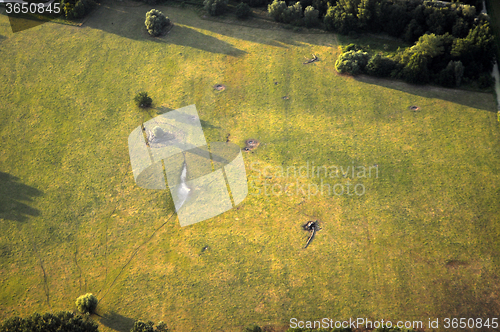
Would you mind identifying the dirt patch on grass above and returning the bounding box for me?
[243,138,259,152]
[213,84,226,91]
[445,259,469,268]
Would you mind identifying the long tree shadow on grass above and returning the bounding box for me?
[83,4,246,56]
[100,312,136,332]
[81,3,311,53]
[0,171,42,222]
[354,75,496,112]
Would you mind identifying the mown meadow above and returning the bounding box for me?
[1,1,500,331]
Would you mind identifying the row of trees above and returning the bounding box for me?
[263,0,495,87]
[266,0,487,39]
[0,314,171,332]
[335,20,495,88]
[322,0,486,42]
[268,1,320,27]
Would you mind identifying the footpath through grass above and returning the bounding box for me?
[0,2,500,331]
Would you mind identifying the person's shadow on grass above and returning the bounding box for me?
[0,171,42,222]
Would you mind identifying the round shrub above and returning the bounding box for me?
[335,50,370,75]
[236,3,252,19]
[268,0,287,22]
[204,0,228,16]
[287,2,303,25]
[145,9,170,37]
[304,6,319,28]
[75,293,98,314]
[134,91,153,108]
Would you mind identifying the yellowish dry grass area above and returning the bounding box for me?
[1,3,500,331]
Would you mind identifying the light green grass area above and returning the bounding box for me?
[1,2,500,331]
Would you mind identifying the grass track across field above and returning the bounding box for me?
[0,2,500,331]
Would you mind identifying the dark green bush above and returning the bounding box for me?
[304,6,319,28]
[268,0,287,22]
[134,92,153,108]
[245,325,263,332]
[145,9,170,37]
[437,60,464,87]
[236,3,252,19]
[478,73,495,89]
[0,311,98,332]
[342,43,362,52]
[398,52,430,84]
[61,0,96,19]
[335,50,370,75]
[204,0,228,16]
[131,320,169,332]
[75,293,98,314]
[288,2,303,25]
[365,54,397,78]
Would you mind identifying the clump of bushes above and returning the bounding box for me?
[204,0,228,16]
[304,6,319,28]
[62,0,97,19]
[145,9,171,37]
[365,54,397,78]
[236,3,252,19]
[478,73,495,89]
[1,311,98,332]
[131,320,169,332]
[134,92,153,108]
[267,0,287,22]
[75,293,98,315]
[335,50,370,75]
[437,60,465,87]
[267,0,302,25]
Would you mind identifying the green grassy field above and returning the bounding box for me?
[1,2,500,331]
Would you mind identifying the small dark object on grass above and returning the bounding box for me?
[202,245,209,252]
[409,105,420,111]
[243,147,251,152]
[303,220,321,248]
[226,133,230,142]
[274,81,279,85]
[214,84,226,91]
[282,96,289,100]
[245,139,259,149]
[303,54,319,64]
[134,91,153,108]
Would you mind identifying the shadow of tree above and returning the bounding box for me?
[100,311,136,332]
[83,3,247,56]
[155,106,221,129]
[0,171,42,222]
[354,74,496,112]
